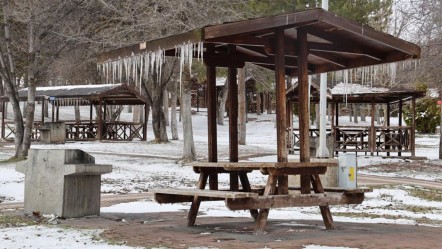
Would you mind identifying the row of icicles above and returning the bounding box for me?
[97,42,204,92]
[330,60,418,88]
[97,41,418,93]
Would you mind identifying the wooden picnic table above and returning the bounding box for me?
[150,161,370,235]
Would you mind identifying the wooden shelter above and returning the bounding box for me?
[331,90,425,157]
[287,83,425,157]
[97,8,420,234]
[0,83,148,141]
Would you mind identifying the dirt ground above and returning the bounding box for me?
[2,192,442,248]
[59,209,442,249]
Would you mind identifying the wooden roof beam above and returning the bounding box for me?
[97,29,203,63]
[304,28,385,61]
[321,11,420,57]
[204,9,321,39]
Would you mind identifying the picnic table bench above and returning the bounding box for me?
[150,161,371,235]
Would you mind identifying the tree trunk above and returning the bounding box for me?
[217,78,228,125]
[262,91,267,114]
[266,93,272,114]
[163,89,169,126]
[171,90,179,140]
[4,82,24,157]
[150,93,168,143]
[238,68,246,145]
[375,106,380,124]
[256,93,261,115]
[44,100,48,118]
[353,104,358,124]
[74,105,80,122]
[361,104,366,121]
[20,80,36,157]
[315,103,320,127]
[181,74,195,161]
[349,104,353,122]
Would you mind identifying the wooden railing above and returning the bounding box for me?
[3,120,145,141]
[102,121,144,141]
[292,126,412,155]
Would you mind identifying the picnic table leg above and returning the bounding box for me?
[311,174,335,230]
[230,173,239,191]
[254,175,277,235]
[238,173,259,221]
[188,173,209,226]
[209,173,218,190]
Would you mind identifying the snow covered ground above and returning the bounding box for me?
[1,108,442,248]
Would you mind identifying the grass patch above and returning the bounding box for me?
[0,215,35,228]
[409,188,442,202]
[0,156,26,165]
[333,212,403,220]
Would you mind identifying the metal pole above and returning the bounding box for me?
[318,0,329,158]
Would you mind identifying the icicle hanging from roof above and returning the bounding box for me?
[97,41,204,95]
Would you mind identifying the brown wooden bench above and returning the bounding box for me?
[150,160,370,235]
[151,188,259,204]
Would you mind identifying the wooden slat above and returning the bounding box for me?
[190,161,337,168]
[288,187,373,194]
[154,194,224,204]
[227,192,365,210]
[264,166,327,176]
[150,188,259,199]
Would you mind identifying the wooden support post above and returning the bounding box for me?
[239,173,259,220]
[228,45,239,191]
[143,103,148,141]
[188,173,209,226]
[274,28,288,195]
[370,101,375,156]
[98,100,102,141]
[386,103,391,156]
[254,175,278,235]
[411,97,416,157]
[398,99,403,156]
[56,104,60,122]
[335,102,339,156]
[311,175,335,229]
[51,101,55,122]
[297,28,311,194]
[1,102,5,139]
[89,103,93,123]
[41,100,45,124]
[206,44,218,190]
[331,102,336,155]
[206,44,218,163]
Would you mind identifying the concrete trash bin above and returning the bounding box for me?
[39,122,66,144]
[16,149,112,218]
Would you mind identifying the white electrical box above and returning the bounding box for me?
[338,153,357,189]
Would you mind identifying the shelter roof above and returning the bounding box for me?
[286,81,332,102]
[0,83,146,106]
[98,8,420,75]
[331,90,425,104]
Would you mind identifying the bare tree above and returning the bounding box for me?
[0,0,86,157]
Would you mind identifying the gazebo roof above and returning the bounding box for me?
[0,83,146,106]
[98,8,420,75]
[331,90,426,104]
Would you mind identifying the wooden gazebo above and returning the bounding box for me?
[331,90,425,157]
[1,83,148,141]
[287,84,425,157]
[97,8,420,234]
